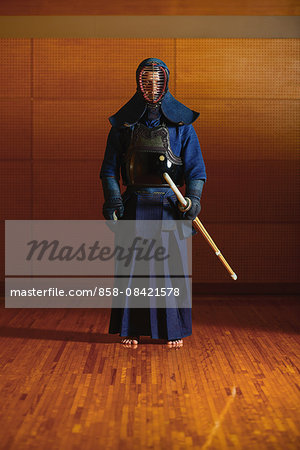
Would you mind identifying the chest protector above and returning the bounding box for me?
[123,123,184,187]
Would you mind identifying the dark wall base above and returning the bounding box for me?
[193,283,300,295]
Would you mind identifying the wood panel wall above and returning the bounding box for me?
[0,38,299,286]
[0,0,299,15]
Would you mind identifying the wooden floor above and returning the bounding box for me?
[0,296,299,450]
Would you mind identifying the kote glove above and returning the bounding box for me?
[102,177,124,220]
[179,179,205,220]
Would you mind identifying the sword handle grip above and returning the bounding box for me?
[163,172,238,281]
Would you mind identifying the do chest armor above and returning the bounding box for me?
[123,123,184,187]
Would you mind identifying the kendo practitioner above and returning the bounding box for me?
[100,58,206,347]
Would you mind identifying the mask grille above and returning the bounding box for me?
[139,64,167,103]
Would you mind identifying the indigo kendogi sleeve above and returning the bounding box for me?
[100,127,123,180]
[181,125,207,182]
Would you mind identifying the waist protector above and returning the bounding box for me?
[123,123,184,187]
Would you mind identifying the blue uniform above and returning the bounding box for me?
[100,58,206,341]
[100,115,206,340]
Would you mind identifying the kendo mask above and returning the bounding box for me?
[136,59,168,105]
[109,58,199,128]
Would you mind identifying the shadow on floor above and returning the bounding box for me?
[0,325,168,344]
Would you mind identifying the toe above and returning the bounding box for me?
[121,337,139,346]
[167,339,183,347]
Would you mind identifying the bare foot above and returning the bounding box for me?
[167,339,183,348]
[121,337,139,346]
